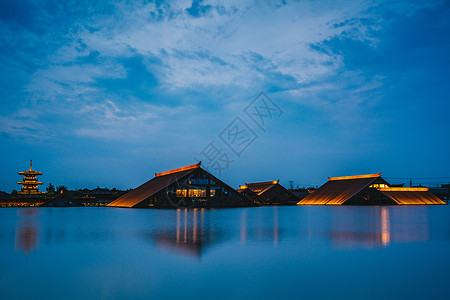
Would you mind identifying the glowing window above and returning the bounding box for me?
[189,189,206,197]
[176,189,187,197]
[370,184,389,189]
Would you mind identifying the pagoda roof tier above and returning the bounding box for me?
[18,190,45,194]
[17,180,43,185]
[18,170,43,175]
[18,160,43,175]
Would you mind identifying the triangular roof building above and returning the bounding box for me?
[108,163,249,208]
[298,173,445,205]
[238,180,299,205]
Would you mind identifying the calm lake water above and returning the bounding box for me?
[1,206,450,300]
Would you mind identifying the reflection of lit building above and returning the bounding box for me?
[17,160,44,195]
[298,173,446,205]
[381,207,390,246]
[15,209,40,256]
[108,162,250,208]
[15,225,39,255]
[328,206,430,248]
[237,181,299,205]
[328,207,391,248]
[152,207,282,257]
[153,209,216,257]
[239,207,280,246]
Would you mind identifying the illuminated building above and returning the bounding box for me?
[298,173,446,205]
[107,162,250,208]
[17,160,44,195]
[237,180,299,205]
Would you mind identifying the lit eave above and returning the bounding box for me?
[328,173,382,181]
[18,171,43,175]
[17,181,43,185]
[378,187,429,192]
[155,162,201,177]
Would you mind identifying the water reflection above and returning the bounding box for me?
[240,207,281,245]
[8,206,437,258]
[381,207,390,246]
[3,206,450,300]
[151,207,282,257]
[328,207,429,248]
[15,208,40,255]
[153,208,218,257]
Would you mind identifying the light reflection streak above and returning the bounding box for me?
[381,207,390,247]
[240,209,247,245]
[273,207,279,247]
[193,209,197,243]
[153,209,216,257]
[176,209,180,243]
[327,207,429,248]
[153,208,283,257]
[184,209,187,243]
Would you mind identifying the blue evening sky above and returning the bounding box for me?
[1,0,449,192]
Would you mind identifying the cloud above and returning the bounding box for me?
[0,115,45,139]
[106,0,368,88]
[1,0,446,147]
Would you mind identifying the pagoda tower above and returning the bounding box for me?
[17,160,44,195]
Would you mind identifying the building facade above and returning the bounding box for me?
[108,163,250,208]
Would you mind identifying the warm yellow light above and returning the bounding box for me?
[272,180,279,184]
[378,187,429,192]
[328,173,382,181]
[176,189,187,197]
[381,207,390,247]
[370,183,389,189]
[188,189,206,197]
[239,185,248,189]
[155,162,201,177]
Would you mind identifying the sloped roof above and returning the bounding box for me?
[107,163,200,208]
[379,187,446,205]
[237,187,258,195]
[298,174,381,205]
[245,180,279,195]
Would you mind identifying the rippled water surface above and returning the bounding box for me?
[1,206,450,299]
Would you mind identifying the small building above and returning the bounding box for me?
[298,173,446,205]
[429,184,450,201]
[41,191,82,207]
[238,180,299,205]
[0,191,11,207]
[17,160,44,195]
[80,187,119,206]
[107,162,250,208]
[0,191,10,199]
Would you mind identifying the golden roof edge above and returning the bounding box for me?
[328,173,382,181]
[155,162,201,177]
